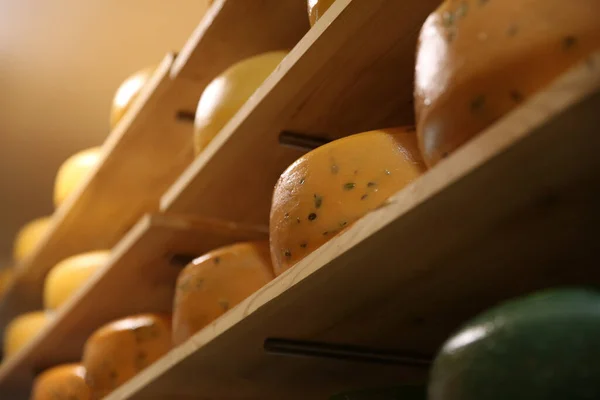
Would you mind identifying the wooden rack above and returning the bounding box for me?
[1,0,599,398]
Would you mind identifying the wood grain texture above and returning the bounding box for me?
[161,0,441,226]
[0,0,308,342]
[109,52,600,400]
[0,214,267,399]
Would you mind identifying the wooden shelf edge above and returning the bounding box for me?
[0,213,268,396]
[107,52,600,400]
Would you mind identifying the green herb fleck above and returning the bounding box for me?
[308,213,317,221]
[314,194,323,209]
[470,95,486,112]
[343,182,356,191]
[442,11,454,27]
[509,90,524,103]
[456,2,468,18]
[296,217,301,224]
[367,181,377,187]
[218,299,230,311]
[563,35,577,50]
[300,242,307,249]
[361,194,369,200]
[300,177,306,185]
[284,249,292,258]
[339,221,348,227]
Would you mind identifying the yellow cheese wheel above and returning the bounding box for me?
[172,241,274,345]
[193,51,289,154]
[4,311,52,358]
[82,314,171,398]
[110,67,155,130]
[307,0,336,26]
[30,363,92,400]
[270,127,425,275]
[54,147,103,208]
[44,251,111,311]
[0,268,14,298]
[13,217,52,263]
[415,0,600,166]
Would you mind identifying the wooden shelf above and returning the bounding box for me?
[106,54,600,399]
[0,214,266,398]
[0,0,308,338]
[160,0,441,226]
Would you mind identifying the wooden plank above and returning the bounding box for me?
[161,0,441,226]
[0,0,309,337]
[108,52,600,400]
[0,214,267,398]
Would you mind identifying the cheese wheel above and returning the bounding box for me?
[193,51,289,154]
[415,0,600,166]
[110,67,155,130]
[54,147,103,208]
[44,251,110,310]
[82,314,171,398]
[0,268,14,298]
[270,128,425,275]
[173,241,274,345]
[13,217,52,263]
[307,0,336,26]
[30,363,92,400]
[4,311,52,358]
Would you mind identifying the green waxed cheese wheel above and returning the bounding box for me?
[330,385,426,399]
[429,289,600,400]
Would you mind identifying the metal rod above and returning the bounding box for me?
[264,338,431,367]
[176,110,196,122]
[169,253,198,267]
[279,131,331,151]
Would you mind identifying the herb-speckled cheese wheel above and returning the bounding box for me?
[415,0,600,166]
[307,0,336,26]
[4,311,52,358]
[13,216,52,263]
[110,67,155,130]
[44,251,110,310]
[54,147,103,208]
[270,128,425,275]
[82,314,171,398]
[194,51,289,154]
[30,363,92,400]
[173,241,274,345]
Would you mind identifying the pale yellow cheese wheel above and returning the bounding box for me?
[4,311,53,358]
[30,363,92,400]
[110,67,155,130]
[44,251,111,310]
[13,217,52,263]
[193,51,289,154]
[54,147,103,208]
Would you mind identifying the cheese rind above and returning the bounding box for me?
[193,51,289,154]
[13,217,52,263]
[54,147,103,207]
[270,128,425,275]
[110,67,155,130]
[30,363,92,400]
[44,251,111,310]
[173,241,274,345]
[307,0,336,26]
[82,314,171,399]
[3,311,53,358]
[415,0,600,166]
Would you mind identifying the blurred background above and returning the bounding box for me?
[0,0,208,267]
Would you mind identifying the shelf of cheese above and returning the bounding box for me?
[160,0,441,226]
[0,214,266,398]
[105,54,600,399]
[0,0,308,338]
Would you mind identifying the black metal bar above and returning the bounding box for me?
[176,110,196,122]
[279,131,331,150]
[264,338,432,368]
[168,253,198,267]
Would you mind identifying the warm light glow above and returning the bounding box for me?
[195,76,227,122]
[113,74,147,109]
